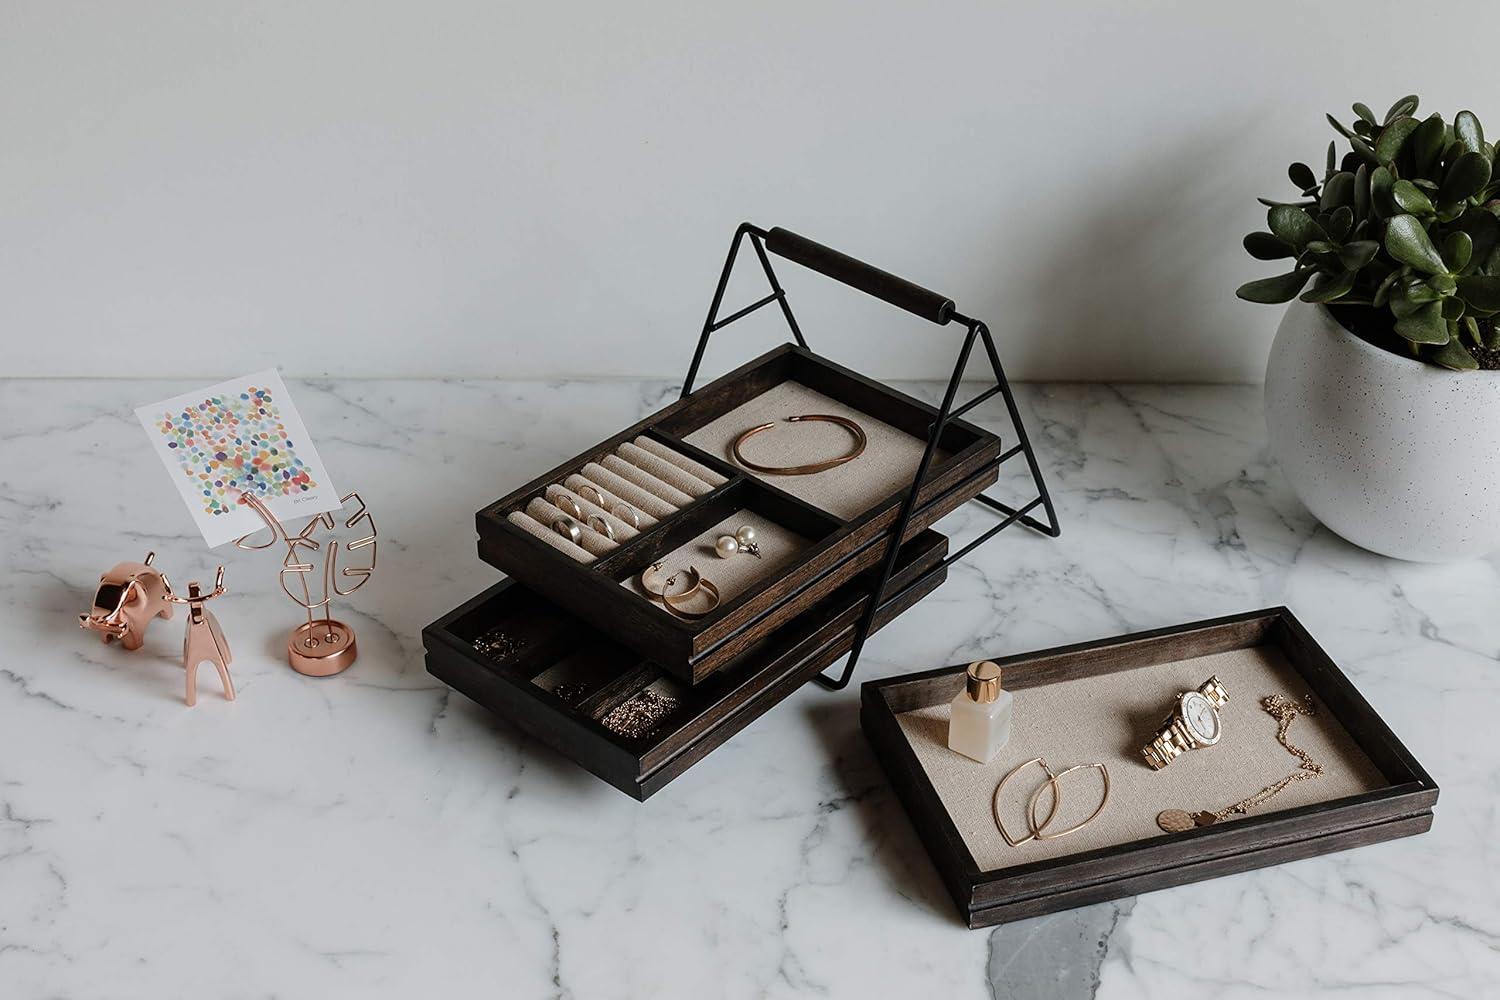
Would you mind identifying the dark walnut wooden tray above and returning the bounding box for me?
[861,608,1437,928]
[475,344,1000,684]
[427,528,950,800]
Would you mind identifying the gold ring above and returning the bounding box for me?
[551,517,582,545]
[555,493,584,519]
[610,502,640,529]
[586,514,615,540]
[577,483,608,508]
[730,414,867,476]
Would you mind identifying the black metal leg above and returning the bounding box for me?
[814,321,1060,690]
[679,224,1060,694]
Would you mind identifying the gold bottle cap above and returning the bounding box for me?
[966,660,1002,703]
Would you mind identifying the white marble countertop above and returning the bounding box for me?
[2,377,1493,999]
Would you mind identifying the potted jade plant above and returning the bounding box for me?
[1238,95,1500,561]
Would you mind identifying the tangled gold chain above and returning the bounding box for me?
[1158,692,1324,833]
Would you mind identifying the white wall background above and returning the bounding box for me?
[4,1,1498,382]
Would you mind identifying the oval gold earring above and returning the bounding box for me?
[1026,762,1110,842]
[992,757,1063,848]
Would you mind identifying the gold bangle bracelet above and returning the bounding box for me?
[730,414,867,476]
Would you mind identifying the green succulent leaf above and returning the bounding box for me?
[1300,269,1357,303]
[1443,231,1474,271]
[1385,214,1448,274]
[1326,114,1354,141]
[1338,240,1380,270]
[1326,140,1337,176]
[1442,297,1466,321]
[1325,205,1354,241]
[1456,275,1500,311]
[1370,166,1397,217]
[1392,180,1435,215]
[1353,102,1376,125]
[1411,115,1448,175]
[1288,161,1317,192]
[1456,110,1485,153]
[1465,315,1483,345]
[1393,301,1451,343]
[1268,205,1325,248]
[1236,269,1314,304]
[1352,163,1371,221]
[1376,116,1421,165]
[1244,232,1295,260]
[1371,269,1400,307]
[1431,334,1480,369]
[1319,171,1354,211]
[1451,212,1499,266]
[1432,273,1459,295]
[1350,134,1380,165]
[1384,95,1420,124]
[1440,151,1493,204]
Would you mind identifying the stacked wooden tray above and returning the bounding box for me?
[424,342,1001,796]
[861,608,1438,927]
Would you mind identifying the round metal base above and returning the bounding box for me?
[288,620,358,676]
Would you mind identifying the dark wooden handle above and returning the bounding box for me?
[764,227,955,325]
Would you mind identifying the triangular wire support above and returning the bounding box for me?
[680,223,1060,692]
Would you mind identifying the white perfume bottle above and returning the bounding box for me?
[948,660,1013,763]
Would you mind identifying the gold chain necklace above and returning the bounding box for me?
[1157,693,1323,833]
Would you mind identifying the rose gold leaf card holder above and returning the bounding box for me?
[234,491,378,677]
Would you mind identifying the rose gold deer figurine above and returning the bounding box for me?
[161,566,235,707]
[79,551,173,649]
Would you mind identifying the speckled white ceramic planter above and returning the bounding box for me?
[1265,300,1500,562]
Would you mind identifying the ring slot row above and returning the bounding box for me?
[511,438,723,564]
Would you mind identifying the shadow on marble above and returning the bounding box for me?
[800,697,962,926]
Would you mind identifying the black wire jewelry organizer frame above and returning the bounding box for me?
[680,223,1061,691]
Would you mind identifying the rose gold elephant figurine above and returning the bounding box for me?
[79,551,173,650]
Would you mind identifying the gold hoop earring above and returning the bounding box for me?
[661,565,721,619]
[639,562,688,600]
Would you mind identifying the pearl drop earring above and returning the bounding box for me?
[715,524,762,559]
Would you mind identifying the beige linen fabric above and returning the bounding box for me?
[524,497,618,557]
[600,454,696,507]
[896,646,1386,871]
[618,509,809,616]
[544,485,642,542]
[578,463,680,520]
[562,474,662,529]
[632,435,729,487]
[506,511,595,564]
[682,381,944,520]
[617,442,715,497]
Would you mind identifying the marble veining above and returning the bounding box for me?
[0,377,1494,999]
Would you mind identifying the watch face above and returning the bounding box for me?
[1181,691,1221,743]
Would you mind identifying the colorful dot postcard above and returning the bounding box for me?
[135,369,340,547]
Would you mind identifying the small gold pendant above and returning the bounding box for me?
[1193,811,1219,827]
[1157,809,1196,833]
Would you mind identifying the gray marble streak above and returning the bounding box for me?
[0,377,1494,998]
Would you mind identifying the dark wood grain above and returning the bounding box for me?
[425,529,951,800]
[860,607,1439,927]
[966,813,1433,928]
[473,344,1001,684]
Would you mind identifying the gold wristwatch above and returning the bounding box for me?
[1142,675,1229,770]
